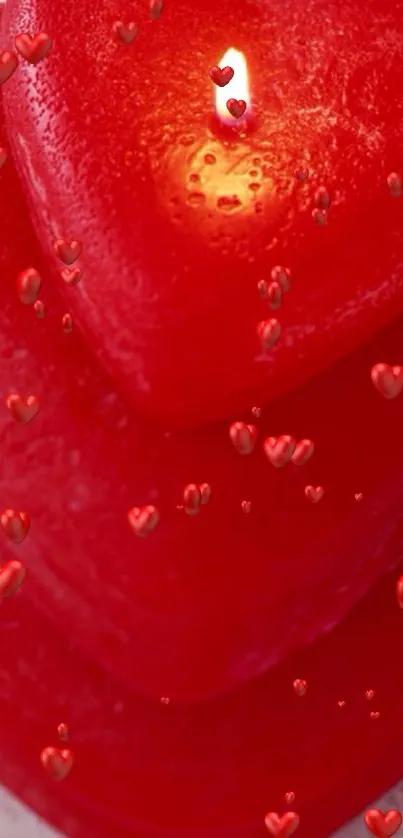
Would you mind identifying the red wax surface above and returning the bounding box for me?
[0,1,403,837]
[3,0,403,427]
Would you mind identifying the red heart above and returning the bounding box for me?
[62,312,73,333]
[229,421,258,455]
[15,32,52,64]
[264,811,300,837]
[150,0,164,20]
[113,21,138,45]
[198,482,211,505]
[16,267,42,305]
[0,560,26,598]
[267,282,283,310]
[6,393,40,424]
[40,747,73,781]
[61,266,82,286]
[263,436,296,468]
[304,485,324,504]
[209,65,234,87]
[371,363,403,399]
[0,51,18,85]
[291,439,315,466]
[364,808,402,837]
[34,299,45,318]
[127,505,160,538]
[257,319,282,351]
[183,483,202,516]
[396,576,403,608]
[226,97,247,118]
[53,239,82,265]
[293,678,308,697]
[0,509,30,544]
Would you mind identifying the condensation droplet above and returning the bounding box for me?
[187,192,206,207]
[179,135,196,147]
[204,153,216,165]
[189,172,200,183]
[217,195,242,211]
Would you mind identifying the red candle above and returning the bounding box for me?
[4,0,403,429]
[1,0,403,837]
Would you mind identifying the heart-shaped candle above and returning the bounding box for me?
[4,0,403,428]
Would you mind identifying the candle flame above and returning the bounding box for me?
[214,48,250,124]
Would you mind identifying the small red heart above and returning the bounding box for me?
[61,267,83,287]
[229,421,258,455]
[355,492,363,502]
[364,808,402,837]
[0,560,26,598]
[6,394,40,424]
[304,485,324,504]
[294,167,309,181]
[57,723,69,742]
[270,266,291,292]
[293,678,308,697]
[284,792,295,805]
[198,483,211,505]
[113,21,138,45]
[183,483,202,516]
[0,509,30,544]
[263,436,296,468]
[387,172,402,197]
[127,505,160,537]
[15,32,52,64]
[396,576,403,608]
[312,207,328,225]
[314,186,331,210]
[264,811,300,837]
[53,239,82,265]
[34,300,45,319]
[291,439,315,466]
[0,51,18,86]
[267,282,283,310]
[209,65,234,87]
[257,318,282,351]
[365,689,375,701]
[257,280,268,299]
[226,98,247,118]
[370,711,380,720]
[40,747,73,782]
[150,0,164,20]
[371,363,403,399]
[62,313,73,333]
[16,267,42,305]
[241,500,252,514]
